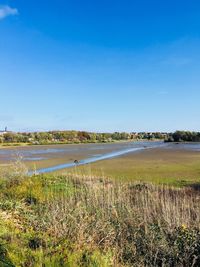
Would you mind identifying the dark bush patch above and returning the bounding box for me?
[28,237,44,250]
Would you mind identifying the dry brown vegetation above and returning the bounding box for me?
[0,167,200,266]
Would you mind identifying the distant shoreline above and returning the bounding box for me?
[0,139,164,149]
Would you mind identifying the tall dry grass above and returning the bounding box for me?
[27,175,200,266]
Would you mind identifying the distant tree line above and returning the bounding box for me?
[0,130,169,145]
[2,130,200,145]
[165,131,200,142]
[131,132,168,140]
[0,131,130,145]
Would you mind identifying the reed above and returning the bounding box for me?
[0,163,200,266]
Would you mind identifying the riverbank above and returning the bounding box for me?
[0,140,122,149]
[0,139,164,149]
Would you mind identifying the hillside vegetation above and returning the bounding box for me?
[0,164,200,266]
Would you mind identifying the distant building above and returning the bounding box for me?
[0,127,13,135]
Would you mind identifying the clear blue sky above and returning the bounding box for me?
[0,0,200,132]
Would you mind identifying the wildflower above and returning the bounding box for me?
[181,224,187,230]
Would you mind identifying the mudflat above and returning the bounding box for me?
[1,142,200,185]
[0,141,158,170]
[69,145,200,185]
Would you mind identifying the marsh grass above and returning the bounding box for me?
[73,148,200,186]
[0,155,28,181]
[0,167,199,266]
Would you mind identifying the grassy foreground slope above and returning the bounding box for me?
[0,166,200,266]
